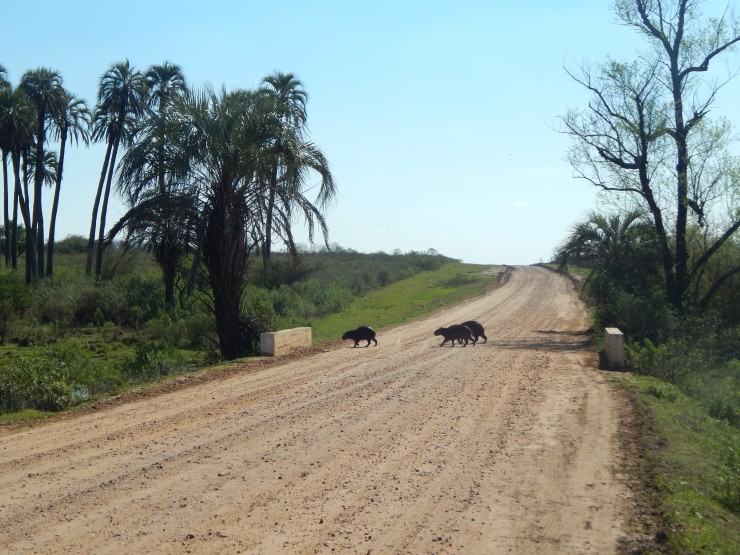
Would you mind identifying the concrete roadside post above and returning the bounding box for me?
[260,327,312,356]
[604,327,624,370]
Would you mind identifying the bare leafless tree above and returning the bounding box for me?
[562,0,740,311]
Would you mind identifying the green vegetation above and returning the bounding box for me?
[313,262,497,344]
[559,254,739,551]
[0,247,496,421]
[621,375,739,554]
[2,61,337,360]
[556,3,740,548]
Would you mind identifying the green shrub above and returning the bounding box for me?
[0,357,74,412]
[0,339,127,413]
[183,313,215,349]
[716,447,740,514]
[122,343,187,380]
[645,381,681,402]
[54,235,89,254]
[144,312,188,346]
[238,294,279,355]
[0,274,32,345]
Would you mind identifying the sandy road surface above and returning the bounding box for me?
[0,265,635,554]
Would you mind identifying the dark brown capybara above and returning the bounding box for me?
[460,320,487,343]
[342,326,378,347]
[434,324,475,347]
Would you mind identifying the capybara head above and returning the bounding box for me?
[341,331,351,340]
[433,327,444,336]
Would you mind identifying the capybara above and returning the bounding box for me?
[434,324,475,347]
[460,320,487,343]
[342,326,378,347]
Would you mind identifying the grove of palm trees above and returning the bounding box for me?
[1,61,335,361]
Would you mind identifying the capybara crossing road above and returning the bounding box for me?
[461,320,487,343]
[342,325,378,347]
[434,324,475,346]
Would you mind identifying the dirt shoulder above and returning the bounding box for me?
[0,266,646,554]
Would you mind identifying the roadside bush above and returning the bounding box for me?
[0,357,74,412]
[0,274,32,345]
[144,312,189,346]
[591,287,676,343]
[628,336,740,427]
[238,294,279,355]
[645,381,681,402]
[716,447,740,514]
[0,340,123,413]
[122,343,188,380]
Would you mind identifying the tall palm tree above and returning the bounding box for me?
[0,82,12,266]
[145,62,187,113]
[176,86,268,359]
[257,72,335,275]
[19,67,65,277]
[0,86,35,276]
[0,65,9,265]
[115,107,193,306]
[88,60,147,277]
[106,62,189,305]
[145,62,188,193]
[46,91,90,276]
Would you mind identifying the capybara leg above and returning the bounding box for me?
[372,338,378,346]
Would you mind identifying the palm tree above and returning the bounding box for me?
[0,86,35,276]
[105,63,189,305]
[115,108,193,306]
[46,91,90,276]
[0,83,12,266]
[0,65,9,90]
[144,62,188,194]
[87,60,147,277]
[257,72,335,276]
[176,86,268,359]
[145,62,187,113]
[19,67,65,277]
[0,65,9,265]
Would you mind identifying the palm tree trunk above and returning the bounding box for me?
[95,138,121,278]
[87,139,113,275]
[2,151,9,266]
[11,180,18,270]
[35,196,44,277]
[13,150,35,282]
[33,116,46,278]
[46,129,68,277]
[204,198,249,359]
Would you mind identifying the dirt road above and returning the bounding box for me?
[0,265,636,554]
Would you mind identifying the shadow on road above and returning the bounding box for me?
[484,329,593,352]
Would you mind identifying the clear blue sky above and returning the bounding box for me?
[3,1,738,264]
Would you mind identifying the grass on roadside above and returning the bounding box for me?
[311,262,500,344]
[620,374,740,555]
